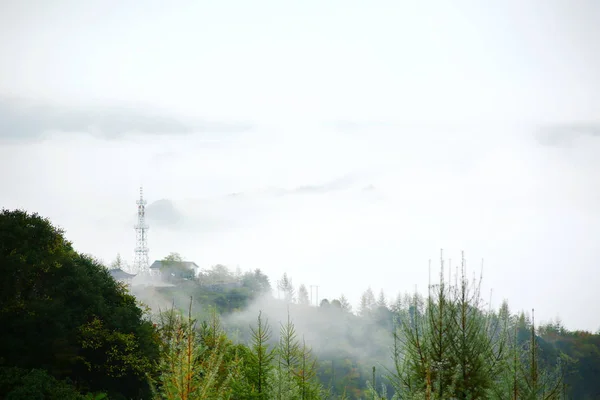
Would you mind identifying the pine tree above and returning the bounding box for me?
[491,304,565,400]
[389,253,509,400]
[447,254,506,399]
[390,293,404,315]
[367,365,395,400]
[247,311,275,399]
[278,311,301,396]
[338,294,352,313]
[425,259,454,399]
[394,291,431,399]
[110,253,124,269]
[365,287,376,307]
[295,337,325,400]
[277,273,296,303]
[376,289,387,309]
[197,308,240,398]
[359,287,376,317]
[152,298,231,400]
[518,309,562,400]
[297,284,310,306]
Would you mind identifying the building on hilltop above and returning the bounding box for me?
[149,260,200,281]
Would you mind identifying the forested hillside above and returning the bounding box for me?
[1,208,599,399]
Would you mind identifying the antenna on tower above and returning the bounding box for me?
[133,186,150,276]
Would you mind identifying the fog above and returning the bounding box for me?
[128,272,396,368]
[224,294,393,367]
[124,260,496,371]
[1,1,600,332]
[2,122,598,332]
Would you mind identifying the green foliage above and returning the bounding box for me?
[2,210,598,399]
[296,337,324,399]
[390,256,511,399]
[241,269,272,295]
[110,253,126,270]
[279,312,301,379]
[201,264,234,285]
[272,311,302,399]
[79,316,153,378]
[547,329,600,398]
[269,310,324,400]
[492,310,563,400]
[246,311,276,399]
[159,253,195,282]
[0,209,159,399]
[386,255,569,400]
[151,300,235,399]
[0,366,88,400]
[366,366,396,400]
[149,266,271,316]
[163,252,184,263]
[83,393,109,400]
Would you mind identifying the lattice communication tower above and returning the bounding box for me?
[133,187,150,275]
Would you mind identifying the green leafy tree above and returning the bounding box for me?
[330,299,342,309]
[242,269,272,295]
[0,209,159,399]
[0,366,102,400]
[161,253,195,281]
[164,252,184,263]
[202,264,235,285]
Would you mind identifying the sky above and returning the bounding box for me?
[1,0,600,331]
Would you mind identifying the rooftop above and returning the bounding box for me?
[108,268,136,280]
[149,260,200,270]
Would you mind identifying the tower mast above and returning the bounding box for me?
[133,187,149,275]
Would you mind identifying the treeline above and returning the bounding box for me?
[1,208,599,399]
[134,258,599,399]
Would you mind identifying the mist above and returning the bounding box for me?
[225,294,394,367]
[2,1,600,334]
[2,122,599,332]
[127,270,396,370]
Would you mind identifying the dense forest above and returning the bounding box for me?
[1,208,599,399]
